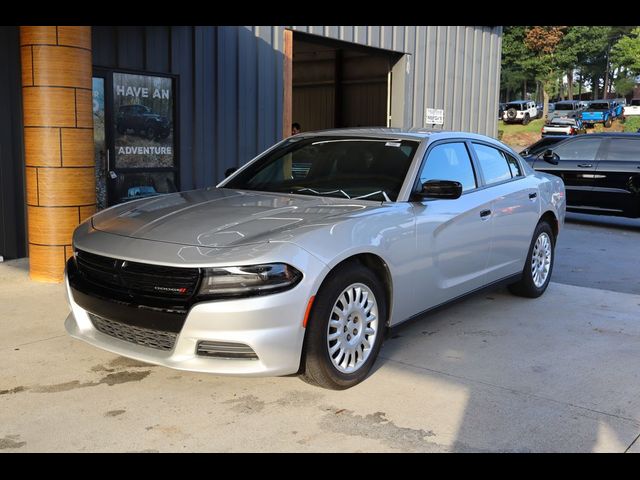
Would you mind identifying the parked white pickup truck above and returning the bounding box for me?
[623,98,640,117]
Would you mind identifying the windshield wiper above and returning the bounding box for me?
[352,190,391,202]
[294,188,351,199]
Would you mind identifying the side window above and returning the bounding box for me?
[505,152,523,177]
[472,143,513,185]
[552,138,603,161]
[605,139,640,162]
[419,142,477,192]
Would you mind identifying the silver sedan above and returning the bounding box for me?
[65,129,566,389]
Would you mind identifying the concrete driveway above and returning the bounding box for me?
[1,214,639,452]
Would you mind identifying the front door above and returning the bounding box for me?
[413,141,493,310]
[533,136,605,210]
[92,69,179,207]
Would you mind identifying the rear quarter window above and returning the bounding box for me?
[472,143,514,185]
[605,139,640,162]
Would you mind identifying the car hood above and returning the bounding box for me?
[91,188,378,247]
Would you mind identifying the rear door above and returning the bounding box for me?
[533,136,605,209]
[593,137,640,216]
[470,142,540,282]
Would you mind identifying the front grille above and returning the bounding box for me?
[75,250,200,301]
[89,313,177,351]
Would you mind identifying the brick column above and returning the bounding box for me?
[20,26,95,283]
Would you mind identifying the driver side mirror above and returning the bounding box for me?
[542,149,559,165]
[415,180,463,200]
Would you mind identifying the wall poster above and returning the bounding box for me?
[111,72,177,203]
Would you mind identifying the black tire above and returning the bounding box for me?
[506,108,517,120]
[146,125,157,140]
[509,221,555,298]
[301,262,387,390]
[522,114,530,126]
[604,117,612,128]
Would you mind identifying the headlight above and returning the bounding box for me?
[197,263,302,299]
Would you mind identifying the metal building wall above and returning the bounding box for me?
[92,26,285,191]
[92,25,501,191]
[290,26,503,138]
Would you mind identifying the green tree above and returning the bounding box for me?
[522,26,566,119]
[501,26,537,101]
[613,75,636,97]
[611,27,640,74]
[558,26,611,100]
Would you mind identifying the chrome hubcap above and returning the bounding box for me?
[327,283,379,374]
[531,232,552,288]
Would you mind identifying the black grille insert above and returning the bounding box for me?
[89,313,177,351]
[75,250,200,301]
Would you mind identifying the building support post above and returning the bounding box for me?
[20,26,95,282]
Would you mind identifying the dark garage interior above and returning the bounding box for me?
[292,32,401,132]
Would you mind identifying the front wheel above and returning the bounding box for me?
[604,117,612,128]
[301,263,386,390]
[522,114,530,125]
[509,221,555,298]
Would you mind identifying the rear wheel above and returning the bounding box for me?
[146,125,157,140]
[509,221,555,298]
[301,263,386,390]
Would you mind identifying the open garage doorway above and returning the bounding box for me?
[290,32,402,133]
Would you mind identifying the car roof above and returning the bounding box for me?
[567,132,640,138]
[293,127,501,144]
[555,100,579,104]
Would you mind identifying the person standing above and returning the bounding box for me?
[292,122,301,135]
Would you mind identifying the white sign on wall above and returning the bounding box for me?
[425,108,444,126]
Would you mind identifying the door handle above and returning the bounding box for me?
[480,209,491,220]
[528,192,537,200]
[577,163,593,168]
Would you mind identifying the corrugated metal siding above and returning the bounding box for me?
[92,25,501,188]
[290,25,502,138]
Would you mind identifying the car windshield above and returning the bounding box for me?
[224,136,420,202]
[506,103,525,110]
[554,103,575,111]
[590,102,609,109]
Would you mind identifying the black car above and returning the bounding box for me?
[521,133,640,218]
[116,104,171,140]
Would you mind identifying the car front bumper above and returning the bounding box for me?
[64,256,327,377]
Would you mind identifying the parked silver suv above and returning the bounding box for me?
[547,100,584,122]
